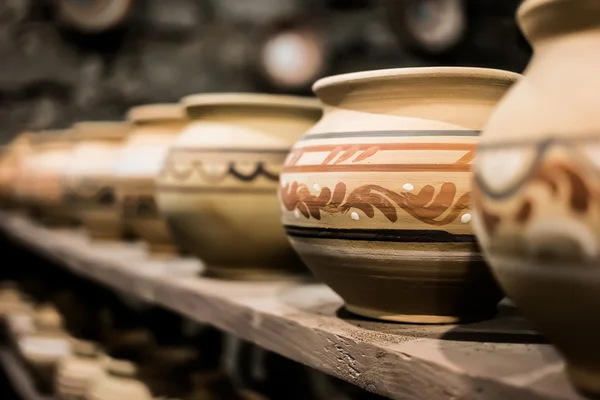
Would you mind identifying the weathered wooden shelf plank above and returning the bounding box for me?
[0,212,585,400]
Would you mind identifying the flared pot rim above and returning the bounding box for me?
[72,121,131,140]
[127,103,186,123]
[181,92,320,112]
[313,66,521,96]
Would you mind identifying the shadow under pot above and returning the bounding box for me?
[279,67,521,323]
[156,93,322,280]
[114,104,187,256]
[472,0,600,396]
[64,122,130,241]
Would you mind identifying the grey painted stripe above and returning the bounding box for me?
[300,130,480,141]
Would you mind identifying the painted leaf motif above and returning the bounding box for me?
[353,146,380,162]
[334,145,361,164]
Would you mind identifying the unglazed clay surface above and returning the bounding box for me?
[472,0,600,394]
[64,122,129,241]
[56,339,105,400]
[156,94,322,279]
[27,131,77,225]
[280,67,520,323]
[0,133,33,208]
[114,104,186,255]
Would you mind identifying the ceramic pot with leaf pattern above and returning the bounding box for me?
[279,67,520,323]
[472,0,600,395]
[156,94,321,279]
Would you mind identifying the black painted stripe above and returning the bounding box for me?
[284,226,476,243]
[300,130,480,141]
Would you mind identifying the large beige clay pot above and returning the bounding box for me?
[472,0,600,395]
[114,104,186,255]
[279,67,519,323]
[156,94,322,279]
[56,338,106,400]
[86,358,152,400]
[19,304,72,393]
[64,122,130,241]
[27,130,78,225]
[0,133,33,209]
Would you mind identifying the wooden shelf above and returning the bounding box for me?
[0,212,585,400]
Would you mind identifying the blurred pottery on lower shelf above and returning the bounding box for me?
[86,358,152,400]
[56,338,105,400]
[0,132,33,209]
[20,304,72,394]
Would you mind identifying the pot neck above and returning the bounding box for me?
[519,0,600,47]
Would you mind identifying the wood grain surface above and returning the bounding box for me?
[0,212,586,400]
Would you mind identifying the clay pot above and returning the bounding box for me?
[19,304,72,394]
[56,338,105,400]
[279,67,519,323]
[86,358,152,400]
[64,122,130,241]
[27,130,78,225]
[156,94,322,279]
[0,133,33,209]
[114,104,186,255]
[471,0,600,395]
[0,282,36,338]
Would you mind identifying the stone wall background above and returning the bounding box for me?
[0,0,531,143]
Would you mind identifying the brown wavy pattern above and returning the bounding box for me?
[473,162,594,238]
[280,181,469,225]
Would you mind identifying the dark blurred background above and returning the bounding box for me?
[0,0,531,141]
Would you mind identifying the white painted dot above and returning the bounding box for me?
[294,209,301,218]
[350,212,360,221]
[461,213,472,224]
[402,183,414,191]
[312,183,321,192]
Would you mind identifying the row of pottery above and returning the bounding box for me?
[0,283,238,400]
[0,0,597,394]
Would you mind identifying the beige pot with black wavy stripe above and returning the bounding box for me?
[156,94,322,279]
[279,67,520,323]
[64,122,130,241]
[114,104,186,255]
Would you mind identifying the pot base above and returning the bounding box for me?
[204,265,308,282]
[345,304,497,324]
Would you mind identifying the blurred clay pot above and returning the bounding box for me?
[86,358,152,400]
[19,304,72,394]
[156,94,322,280]
[114,104,186,255]
[56,338,105,400]
[472,0,600,395]
[25,130,78,226]
[64,122,130,241]
[0,132,33,209]
[279,67,519,323]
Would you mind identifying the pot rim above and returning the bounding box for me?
[313,66,521,96]
[181,93,320,111]
[72,121,131,140]
[127,103,185,123]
